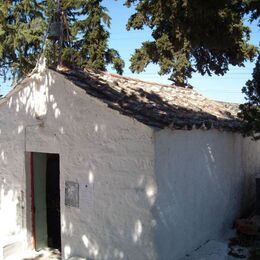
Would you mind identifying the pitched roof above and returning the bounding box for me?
[56,67,241,131]
[52,67,242,131]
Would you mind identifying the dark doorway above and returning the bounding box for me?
[46,154,61,250]
[31,153,61,251]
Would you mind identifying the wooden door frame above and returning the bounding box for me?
[29,152,61,251]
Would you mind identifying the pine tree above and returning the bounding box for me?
[239,55,260,139]
[125,0,257,86]
[244,0,260,25]
[0,0,124,84]
[0,0,46,80]
[238,1,259,139]
[49,0,124,74]
[68,0,124,74]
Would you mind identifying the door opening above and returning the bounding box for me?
[30,152,61,251]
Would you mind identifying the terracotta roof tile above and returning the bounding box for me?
[56,68,241,131]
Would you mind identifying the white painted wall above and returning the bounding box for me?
[0,69,157,259]
[0,67,259,259]
[242,137,260,210]
[154,129,250,259]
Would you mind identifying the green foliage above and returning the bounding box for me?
[0,0,46,79]
[244,0,260,24]
[238,2,259,139]
[70,0,124,74]
[239,55,260,140]
[0,0,124,82]
[125,0,257,86]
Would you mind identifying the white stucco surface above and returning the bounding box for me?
[242,138,260,209]
[154,129,259,259]
[0,67,259,259]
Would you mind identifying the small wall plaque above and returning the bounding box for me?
[65,181,79,208]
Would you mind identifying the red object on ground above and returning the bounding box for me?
[235,218,259,236]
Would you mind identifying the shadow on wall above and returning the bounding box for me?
[151,130,246,259]
[0,179,27,241]
[59,133,245,260]
[60,172,158,259]
[0,70,61,121]
[0,70,64,253]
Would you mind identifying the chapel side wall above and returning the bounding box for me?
[0,69,157,259]
[154,129,244,259]
[242,137,260,210]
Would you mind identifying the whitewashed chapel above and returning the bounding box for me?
[0,63,259,259]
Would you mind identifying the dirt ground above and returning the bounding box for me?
[20,248,61,260]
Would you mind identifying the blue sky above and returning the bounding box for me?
[104,0,259,103]
[0,0,259,103]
